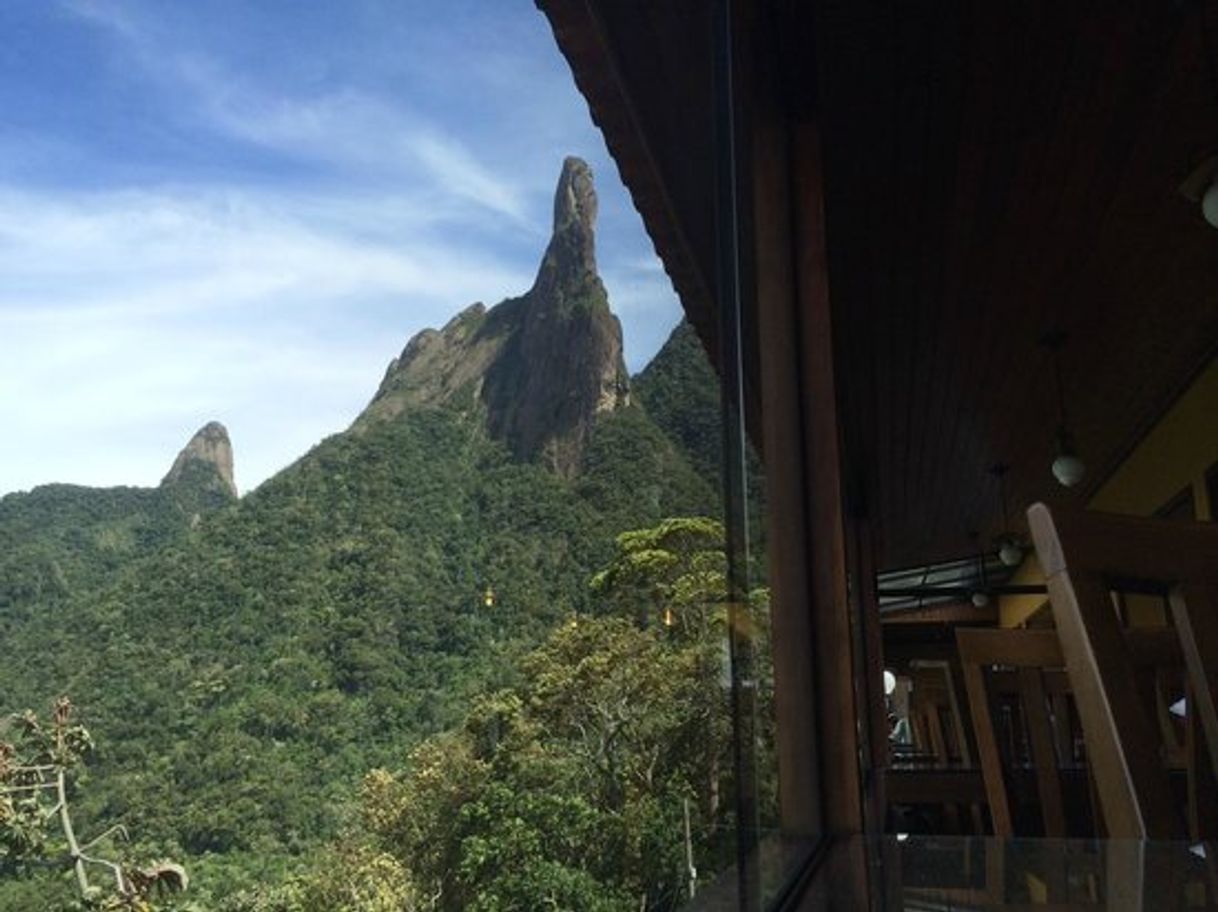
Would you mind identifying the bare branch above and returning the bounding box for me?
[79,823,130,852]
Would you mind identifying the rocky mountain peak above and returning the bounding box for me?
[551,157,597,264]
[531,156,601,305]
[161,421,237,499]
[359,157,630,476]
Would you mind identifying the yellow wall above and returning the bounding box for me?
[1088,358,1218,519]
[999,554,1049,629]
[999,357,1217,628]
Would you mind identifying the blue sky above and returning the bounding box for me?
[0,0,682,496]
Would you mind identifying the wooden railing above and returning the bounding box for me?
[883,505,1218,843]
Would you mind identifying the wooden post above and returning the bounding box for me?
[853,515,889,832]
[749,53,824,844]
[1170,582,1218,787]
[1017,667,1067,837]
[961,660,1013,835]
[745,1,862,844]
[790,122,862,838]
[1185,680,1218,840]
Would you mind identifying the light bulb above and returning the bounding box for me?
[1052,451,1086,487]
[971,591,990,608]
[1203,179,1218,229]
[883,670,897,696]
[998,539,1023,567]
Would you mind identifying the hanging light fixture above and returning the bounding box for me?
[1198,22,1218,228]
[989,463,1024,567]
[1041,331,1086,487]
[1178,156,1218,229]
[1204,178,1218,229]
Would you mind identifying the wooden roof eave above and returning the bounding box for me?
[536,0,722,379]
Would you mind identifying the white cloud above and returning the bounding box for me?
[59,0,141,39]
[0,1,684,499]
[0,185,535,495]
[0,187,528,313]
[59,1,536,227]
[180,65,533,225]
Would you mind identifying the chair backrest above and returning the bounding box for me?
[1027,503,1218,839]
[956,625,1184,837]
[955,628,1070,836]
[908,661,970,767]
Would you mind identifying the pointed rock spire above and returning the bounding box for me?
[487,157,629,473]
[553,154,598,234]
[162,421,237,498]
[356,157,629,476]
[531,156,602,303]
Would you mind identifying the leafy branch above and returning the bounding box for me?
[0,697,188,910]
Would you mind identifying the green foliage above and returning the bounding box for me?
[0,324,759,906]
[233,516,774,912]
[0,423,720,903]
[0,482,216,617]
[633,320,724,484]
[293,611,733,912]
[0,700,189,912]
[633,320,768,581]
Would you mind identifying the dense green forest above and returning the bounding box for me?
[0,316,769,909]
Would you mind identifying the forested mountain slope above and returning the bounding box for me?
[0,422,237,615]
[0,160,726,906]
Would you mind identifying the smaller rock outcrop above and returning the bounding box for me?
[162,421,237,499]
[361,303,505,424]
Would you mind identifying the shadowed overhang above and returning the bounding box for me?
[538,0,1218,570]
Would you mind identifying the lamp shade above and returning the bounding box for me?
[1204,179,1218,229]
[998,539,1023,567]
[1052,451,1086,487]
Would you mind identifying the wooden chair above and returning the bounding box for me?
[956,628,1073,837]
[1027,503,1218,839]
[956,626,1185,838]
[908,661,970,768]
[888,660,988,833]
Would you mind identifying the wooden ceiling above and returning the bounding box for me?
[540,0,1218,570]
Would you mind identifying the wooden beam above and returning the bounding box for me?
[881,602,999,624]
[791,122,862,836]
[884,769,986,804]
[853,516,889,830]
[746,0,864,845]
[960,657,1013,835]
[1018,667,1067,837]
[750,50,821,839]
[957,629,1063,668]
[1170,582,1218,791]
[1186,679,1218,840]
[1032,506,1218,586]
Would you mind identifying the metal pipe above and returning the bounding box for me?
[878,584,1049,598]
